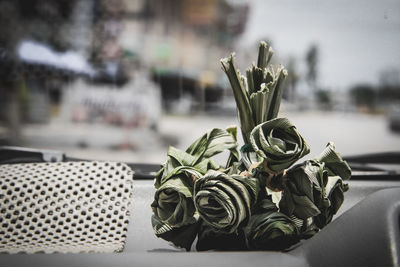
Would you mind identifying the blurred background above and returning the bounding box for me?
[0,0,399,164]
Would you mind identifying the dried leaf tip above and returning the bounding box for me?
[220,53,235,66]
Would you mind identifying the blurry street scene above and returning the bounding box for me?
[1,0,400,164]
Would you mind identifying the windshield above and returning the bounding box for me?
[1,0,400,165]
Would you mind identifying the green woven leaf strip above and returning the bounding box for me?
[250,118,310,173]
[193,170,259,234]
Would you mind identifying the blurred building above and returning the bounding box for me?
[0,0,249,141]
[119,0,249,111]
[121,0,248,71]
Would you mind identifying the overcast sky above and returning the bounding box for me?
[239,0,400,90]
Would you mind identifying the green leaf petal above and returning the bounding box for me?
[250,118,310,173]
[152,176,197,227]
[315,142,352,180]
[193,170,259,234]
[151,215,199,251]
[221,54,254,143]
[244,199,299,250]
[186,128,238,165]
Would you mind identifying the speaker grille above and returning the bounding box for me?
[0,161,134,254]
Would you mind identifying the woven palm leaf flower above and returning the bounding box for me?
[151,41,351,251]
[193,170,259,234]
[154,127,238,189]
[151,128,239,249]
[279,142,351,230]
[221,41,288,145]
[152,172,199,228]
[244,199,299,250]
[315,142,351,180]
[313,142,351,228]
[314,175,348,229]
[221,42,309,189]
[279,160,329,222]
[152,147,208,228]
[250,117,310,174]
[152,127,238,227]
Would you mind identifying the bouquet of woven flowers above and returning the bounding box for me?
[151,41,351,251]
